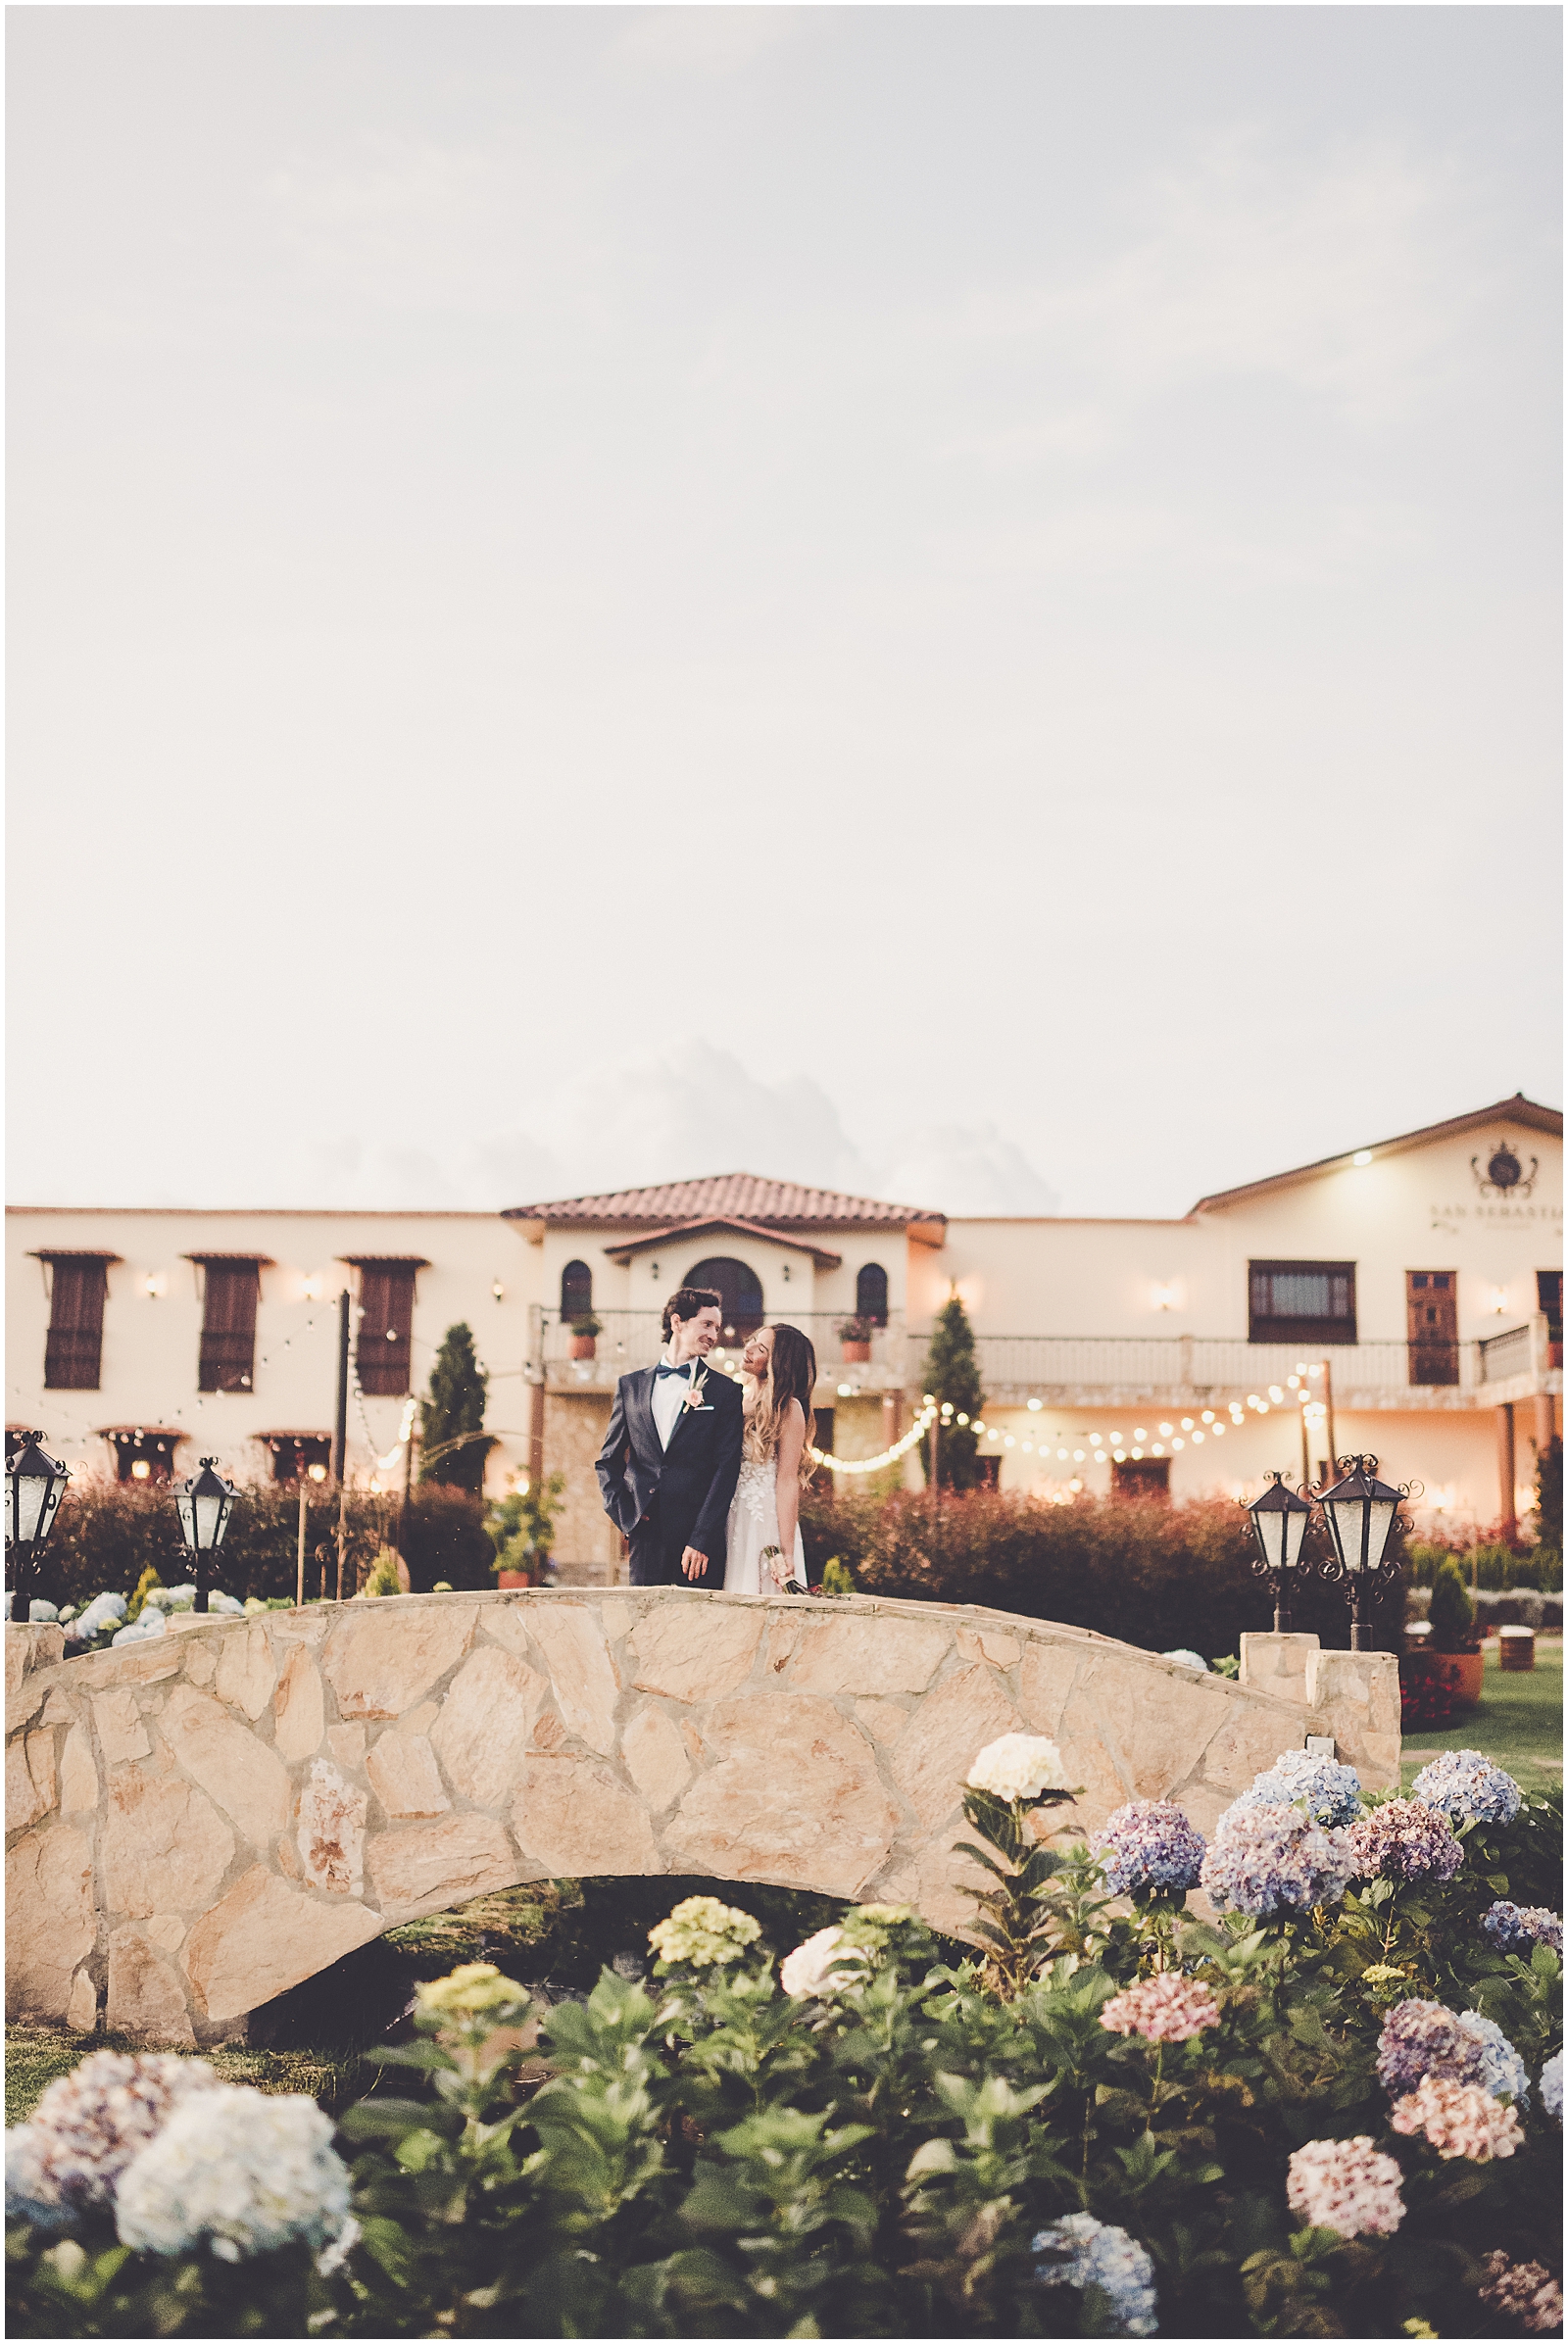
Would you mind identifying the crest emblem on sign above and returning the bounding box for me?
[1471,1141,1538,1199]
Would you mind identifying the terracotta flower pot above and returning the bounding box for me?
[567,1334,597,1360]
[496,1569,533,1589]
[840,1341,870,1363]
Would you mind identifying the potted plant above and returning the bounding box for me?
[1402,1557,1484,1708]
[566,1314,602,1361]
[836,1315,873,1364]
[487,1474,566,1588]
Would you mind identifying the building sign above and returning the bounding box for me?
[1472,1142,1539,1200]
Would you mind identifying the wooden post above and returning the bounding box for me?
[296,1481,308,1609]
[331,1289,351,1486]
[1496,1403,1516,1534]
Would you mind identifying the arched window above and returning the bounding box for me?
[687,1257,764,1341]
[856,1263,889,1327]
[561,1260,593,1322]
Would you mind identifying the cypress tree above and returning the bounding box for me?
[418,1323,493,1493]
[920,1294,985,1489]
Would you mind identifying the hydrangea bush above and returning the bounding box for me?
[6,1749,1561,2340]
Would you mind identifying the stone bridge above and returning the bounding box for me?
[5,1590,1398,2044]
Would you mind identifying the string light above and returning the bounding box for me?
[809,1401,938,1477]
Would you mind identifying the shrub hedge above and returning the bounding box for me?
[27,1482,495,1612]
[801,1486,1397,1653]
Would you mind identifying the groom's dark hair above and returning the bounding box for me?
[662,1286,722,1339]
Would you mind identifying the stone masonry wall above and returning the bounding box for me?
[5,1593,1398,2044]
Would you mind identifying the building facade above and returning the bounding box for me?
[6,1096,1560,1579]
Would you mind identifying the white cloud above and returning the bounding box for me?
[610,8,805,79]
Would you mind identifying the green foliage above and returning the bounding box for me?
[568,1313,604,1338]
[1428,1557,1478,1652]
[800,1486,1379,1656]
[361,1546,404,1598]
[123,1565,162,1625]
[485,1474,566,1583]
[919,1296,985,1490]
[819,1554,855,1596]
[1536,1434,1562,1553]
[7,1787,1562,2339]
[417,1323,492,1494]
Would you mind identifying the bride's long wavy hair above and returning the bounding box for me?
[744,1323,818,1481]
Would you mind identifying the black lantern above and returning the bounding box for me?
[1244,1471,1314,1632]
[174,1457,237,1614]
[5,1434,71,1616]
[1314,1453,1409,1650]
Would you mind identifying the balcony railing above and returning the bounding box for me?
[534,1310,907,1392]
[529,1312,1558,1404]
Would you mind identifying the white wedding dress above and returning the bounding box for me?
[723,1454,807,1594]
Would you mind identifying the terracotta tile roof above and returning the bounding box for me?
[503,1172,945,1232]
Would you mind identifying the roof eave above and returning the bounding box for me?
[1191,1093,1563,1214]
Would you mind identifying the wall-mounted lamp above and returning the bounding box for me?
[302,1275,323,1301]
[1151,1283,1177,1312]
[1490,1287,1509,1315]
[142,1272,167,1299]
[491,1279,505,1302]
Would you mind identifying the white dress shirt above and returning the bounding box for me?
[650,1349,694,1449]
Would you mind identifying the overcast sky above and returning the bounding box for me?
[8,5,1560,1220]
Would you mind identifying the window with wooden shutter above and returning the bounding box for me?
[43,1256,111,1390]
[855,1263,890,1327]
[1248,1261,1357,1346]
[197,1260,262,1392]
[357,1263,416,1395]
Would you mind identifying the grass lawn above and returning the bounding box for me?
[1400,1638,1563,1796]
[4,2031,381,2128]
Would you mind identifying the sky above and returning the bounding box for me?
[7,5,1561,1220]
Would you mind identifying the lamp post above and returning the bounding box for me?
[173,1457,238,1614]
[1244,1471,1314,1632]
[5,1434,71,1617]
[1313,1453,1409,1651]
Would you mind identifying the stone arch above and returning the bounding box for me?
[5,1593,1397,2043]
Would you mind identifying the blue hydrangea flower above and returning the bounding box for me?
[1457,2012,1531,2107]
[1034,2213,1159,2335]
[1408,1749,1522,1827]
[1200,1804,1352,1918]
[1091,1801,1205,1897]
[1376,1998,1529,2104]
[1482,1902,1563,1956]
[1232,1748,1363,1829]
[1541,2051,1562,2124]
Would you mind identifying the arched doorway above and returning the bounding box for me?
[688,1257,764,1342]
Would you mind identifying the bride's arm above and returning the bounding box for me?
[773,1400,806,1573]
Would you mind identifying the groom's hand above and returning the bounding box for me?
[680,1547,710,1581]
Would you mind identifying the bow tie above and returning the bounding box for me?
[655,1361,692,1379]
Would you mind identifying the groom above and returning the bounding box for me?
[596,1285,745,1587]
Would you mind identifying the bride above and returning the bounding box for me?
[723,1322,817,1594]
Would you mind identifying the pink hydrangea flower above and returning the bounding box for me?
[1480,2253,1564,2334]
[1285,2136,1405,2237]
[1390,2075,1524,2162]
[1100,1974,1220,2043]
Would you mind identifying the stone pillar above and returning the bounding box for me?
[1496,1403,1516,1533]
[1239,1631,1319,1710]
[1535,1390,1558,1456]
[1304,1647,1400,1789]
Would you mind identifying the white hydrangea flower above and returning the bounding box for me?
[967,1733,1065,1802]
[115,2087,350,2262]
[780,1925,866,2000]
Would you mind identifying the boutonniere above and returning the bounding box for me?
[683,1364,710,1411]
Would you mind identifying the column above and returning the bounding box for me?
[1495,1403,1516,1534]
[1535,1391,1558,1456]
